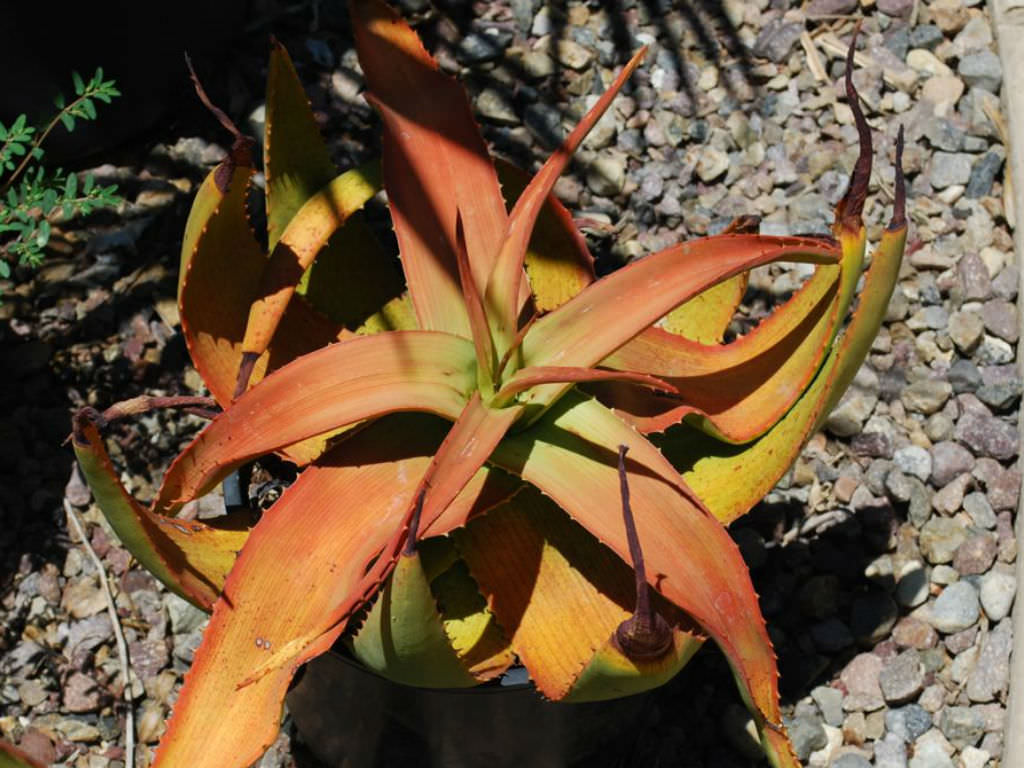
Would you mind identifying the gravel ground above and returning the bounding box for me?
[0,0,1018,766]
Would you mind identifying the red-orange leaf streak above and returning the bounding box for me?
[152,331,477,517]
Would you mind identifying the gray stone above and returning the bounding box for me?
[910,25,944,50]
[966,149,1005,198]
[929,152,973,188]
[753,19,804,63]
[929,581,980,633]
[886,703,934,742]
[976,334,1014,365]
[924,117,964,152]
[811,685,844,727]
[993,264,1018,300]
[963,492,997,529]
[696,147,729,182]
[875,734,909,768]
[879,650,926,704]
[932,473,972,515]
[907,305,949,330]
[908,741,954,768]
[786,714,827,761]
[894,446,932,482]
[979,570,1016,621]
[833,755,872,768]
[949,359,983,393]
[959,51,1002,92]
[901,379,952,415]
[164,593,207,635]
[938,706,984,749]
[825,386,877,436]
[966,620,1012,701]
[841,653,885,712]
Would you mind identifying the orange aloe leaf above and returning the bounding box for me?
[238,164,385,383]
[665,129,907,525]
[495,366,677,403]
[0,740,45,768]
[517,235,839,418]
[350,0,508,334]
[152,416,510,768]
[455,486,700,701]
[178,163,343,411]
[71,411,249,609]
[488,397,797,767]
[596,259,841,441]
[494,160,595,313]
[484,47,647,351]
[235,396,523,689]
[152,331,477,516]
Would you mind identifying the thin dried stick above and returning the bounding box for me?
[64,497,135,768]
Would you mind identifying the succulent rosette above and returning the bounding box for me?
[72,4,906,766]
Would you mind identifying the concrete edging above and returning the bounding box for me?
[991,1,1024,765]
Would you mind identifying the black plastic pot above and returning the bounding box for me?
[285,651,652,768]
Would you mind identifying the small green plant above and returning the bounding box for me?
[0,68,122,283]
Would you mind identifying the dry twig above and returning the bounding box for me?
[64,497,136,767]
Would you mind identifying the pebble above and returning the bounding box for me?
[966,620,1012,703]
[954,408,1019,460]
[929,152,974,188]
[958,50,1002,92]
[930,441,975,486]
[63,673,102,713]
[980,299,1018,343]
[979,569,1016,620]
[696,147,729,182]
[787,715,827,761]
[896,563,929,608]
[752,20,804,63]
[946,309,984,353]
[841,653,884,712]
[938,706,984,749]
[585,154,626,197]
[901,380,952,415]
[811,686,844,727]
[892,616,939,649]
[893,446,931,482]
[879,650,926,705]
[952,533,997,575]
[920,517,968,564]
[928,581,980,633]
[850,591,898,645]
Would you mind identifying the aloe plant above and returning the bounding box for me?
[70,4,907,766]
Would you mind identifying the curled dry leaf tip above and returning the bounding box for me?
[612,445,673,661]
[890,125,907,231]
[837,21,871,230]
